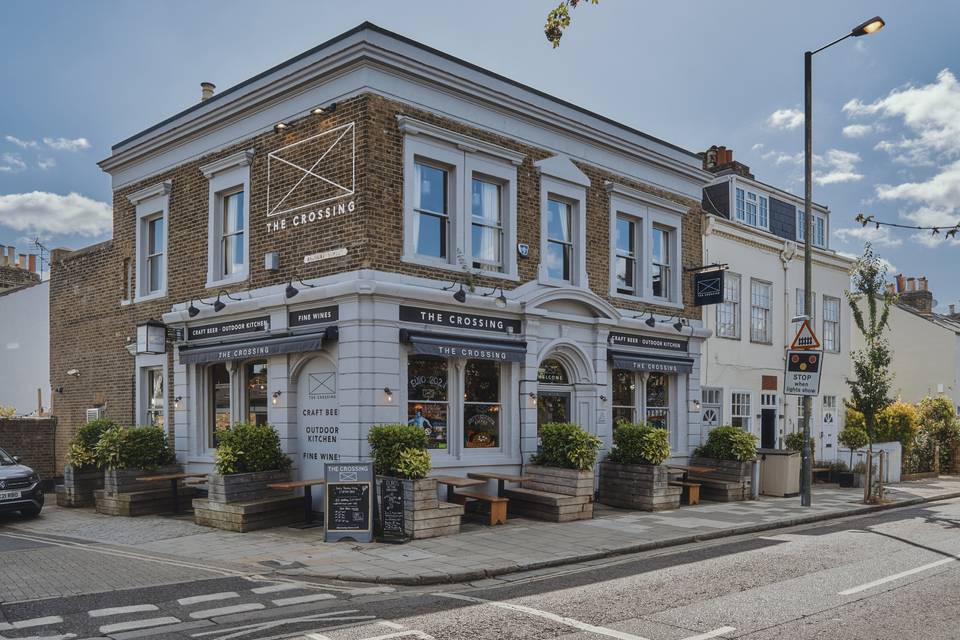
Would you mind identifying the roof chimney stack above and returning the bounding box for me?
[899,274,934,315]
[201,82,216,102]
[895,274,906,293]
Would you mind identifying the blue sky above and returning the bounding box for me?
[2,1,959,308]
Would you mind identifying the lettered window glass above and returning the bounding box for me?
[612,369,635,426]
[731,392,752,431]
[615,216,637,295]
[414,162,448,259]
[220,190,245,277]
[651,226,670,299]
[245,361,268,425]
[146,367,164,428]
[537,359,569,384]
[471,178,502,272]
[750,279,773,343]
[464,360,500,448]
[209,363,231,448]
[717,272,741,339]
[646,373,669,429]
[146,215,164,294]
[407,355,448,450]
[546,198,573,282]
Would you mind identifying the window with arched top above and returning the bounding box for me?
[538,359,569,385]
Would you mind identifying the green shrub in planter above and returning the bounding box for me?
[394,448,432,480]
[95,425,175,470]
[214,423,291,475]
[783,431,816,454]
[368,424,429,476]
[838,424,869,467]
[65,419,117,469]
[608,422,670,466]
[533,422,601,471]
[695,426,758,462]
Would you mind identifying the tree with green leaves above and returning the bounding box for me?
[544,0,599,48]
[845,244,895,498]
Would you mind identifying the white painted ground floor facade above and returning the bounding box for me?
[154,270,708,489]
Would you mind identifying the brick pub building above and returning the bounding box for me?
[51,24,714,492]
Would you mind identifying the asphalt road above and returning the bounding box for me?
[2,497,959,640]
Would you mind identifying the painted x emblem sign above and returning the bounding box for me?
[309,372,336,395]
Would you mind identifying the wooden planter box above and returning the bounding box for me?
[95,465,194,516]
[376,476,464,540]
[598,462,680,511]
[689,456,754,502]
[505,465,594,522]
[193,469,300,532]
[55,465,103,507]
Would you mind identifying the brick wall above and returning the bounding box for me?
[0,265,40,291]
[0,417,57,482]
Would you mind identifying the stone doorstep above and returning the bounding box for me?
[504,487,591,507]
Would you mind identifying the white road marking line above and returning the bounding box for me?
[7,635,76,640]
[378,621,407,630]
[272,594,337,607]
[98,617,181,635]
[838,557,957,595]
[355,633,434,640]
[251,583,306,594]
[88,604,159,618]
[304,634,332,640]
[434,592,651,640]
[189,603,265,619]
[0,616,64,631]
[179,592,240,606]
[680,627,737,640]
[189,610,375,640]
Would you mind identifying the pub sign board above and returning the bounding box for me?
[608,332,688,353]
[400,305,521,335]
[694,270,725,306]
[289,305,339,328]
[185,316,270,341]
[324,462,374,543]
[377,476,406,541]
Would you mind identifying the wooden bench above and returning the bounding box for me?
[466,472,530,497]
[450,489,508,525]
[135,472,207,515]
[812,467,831,483]
[502,486,593,522]
[689,476,747,502]
[431,475,485,503]
[668,480,701,506]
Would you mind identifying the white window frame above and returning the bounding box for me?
[730,390,753,432]
[128,180,171,303]
[716,272,741,339]
[607,183,685,308]
[797,209,828,248]
[201,149,254,289]
[540,174,587,287]
[610,369,680,446]
[733,183,770,231]
[613,214,640,295]
[135,353,167,428]
[823,295,841,352]
[750,278,773,344]
[701,387,723,428]
[399,116,522,280]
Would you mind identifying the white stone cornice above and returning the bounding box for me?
[199,148,255,178]
[535,155,591,187]
[605,180,691,214]
[396,115,525,165]
[126,180,171,205]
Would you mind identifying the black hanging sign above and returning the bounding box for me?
[377,476,406,541]
[694,270,725,306]
[185,316,270,341]
[399,305,521,335]
[323,462,374,543]
[289,305,339,328]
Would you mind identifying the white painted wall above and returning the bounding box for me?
[701,216,854,461]
[0,282,50,415]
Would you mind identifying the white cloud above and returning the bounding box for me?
[767,108,804,130]
[762,150,803,166]
[42,137,90,152]
[5,135,37,149]
[751,143,765,152]
[0,153,27,173]
[836,250,897,274]
[37,158,56,171]
[814,149,864,185]
[0,192,112,237]
[842,124,875,138]
[833,225,902,247]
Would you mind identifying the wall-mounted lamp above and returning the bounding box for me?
[285,279,320,299]
[690,398,701,412]
[671,317,686,333]
[384,387,394,402]
[634,311,657,328]
[272,391,282,406]
[311,103,337,115]
[213,290,243,312]
[442,280,469,304]
[528,392,537,400]
[174,396,183,409]
[482,285,508,309]
[599,394,608,402]
[66,368,80,377]
[187,297,217,317]
[54,385,63,394]
[274,122,290,133]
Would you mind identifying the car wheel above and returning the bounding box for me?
[20,506,42,518]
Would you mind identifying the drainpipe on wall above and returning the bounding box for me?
[780,242,797,447]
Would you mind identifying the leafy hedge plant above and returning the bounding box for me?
[783,431,816,454]
[214,423,291,475]
[695,426,758,462]
[95,425,175,470]
[65,419,117,469]
[533,422,601,471]
[607,422,670,466]
[368,424,430,478]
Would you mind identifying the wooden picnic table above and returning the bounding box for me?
[135,472,208,515]
[467,472,531,497]
[431,475,485,503]
[268,479,326,528]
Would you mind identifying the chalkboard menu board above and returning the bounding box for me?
[323,463,374,543]
[378,476,406,541]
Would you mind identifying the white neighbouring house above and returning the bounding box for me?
[699,147,854,461]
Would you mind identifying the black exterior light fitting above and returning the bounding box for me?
[483,285,508,309]
[311,102,337,116]
[274,122,290,133]
[285,279,320,299]
[442,280,469,304]
[213,290,243,312]
[188,297,217,317]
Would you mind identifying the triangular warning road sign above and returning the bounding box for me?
[790,319,821,350]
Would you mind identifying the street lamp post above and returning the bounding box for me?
[801,16,885,507]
